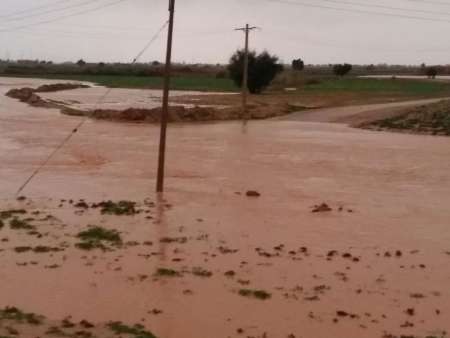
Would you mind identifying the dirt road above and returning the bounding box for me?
[1,78,450,338]
[280,97,450,123]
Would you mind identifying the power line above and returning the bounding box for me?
[0,0,129,33]
[0,0,68,19]
[1,0,104,23]
[317,0,450,16]
[406,0,450,7]
[133,21,169,63]
[14,19,169,197]
[264,0,450,23]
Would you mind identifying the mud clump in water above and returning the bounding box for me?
[246,190,261,197]
[312,203,332,213]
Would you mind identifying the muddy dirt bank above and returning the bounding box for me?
[5,83,295,122]
[358,99,450,136]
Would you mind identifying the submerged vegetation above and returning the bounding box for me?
[76,226,122,251]
[107,322,157,338]
[0,307,43,325]
[238,289,272,300]
[93,200,138,216]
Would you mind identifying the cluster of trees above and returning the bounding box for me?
[0,60,223,77]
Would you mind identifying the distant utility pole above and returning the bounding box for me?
[235,24,258,120]
[156,0,176,193]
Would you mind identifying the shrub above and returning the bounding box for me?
[333,63,352,77]
[292,58,304,71]
[426,67,438,79]
[228,50,284,94]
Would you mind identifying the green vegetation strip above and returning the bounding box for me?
[302,78,450,95]
[0,74,237,92]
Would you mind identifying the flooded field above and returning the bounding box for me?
[1,78,450,338]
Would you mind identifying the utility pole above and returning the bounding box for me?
[235,24,258,120]
[156,0,176,193]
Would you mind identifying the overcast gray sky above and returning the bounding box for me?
[0,0,449,65]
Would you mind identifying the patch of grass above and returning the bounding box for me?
[0,307,43,325]
[14,245,63,254]
[33,246,63,253]
[154,268,181,277]
[0,209,26,220]
[238,289,272,300]
[14,246,32,253]
[302,77,450,96]
[9,218,35,230]
[93,200,137,216]
[107,321,157,338]
[76,226,122,251]
[160,237,187,244]
[191,267,213,278]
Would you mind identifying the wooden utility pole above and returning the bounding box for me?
[156,0,175,193]
[235,24,258,120]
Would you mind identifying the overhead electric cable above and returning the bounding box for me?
[1,0,104,23]
[0,0,129,33]
[265,0,450,23]
[0,0,68,19]
[318,0,450,16]
[15,19,168,197]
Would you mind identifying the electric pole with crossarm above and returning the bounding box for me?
[156,0,176,193]
[235,24,258,120]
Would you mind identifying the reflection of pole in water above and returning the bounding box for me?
[154,192,172,338]
[156,193,168,261]
[241,119,249,134]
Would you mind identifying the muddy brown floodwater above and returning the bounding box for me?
[1,77,450,338]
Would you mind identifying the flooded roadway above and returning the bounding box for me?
[1,78,450,338]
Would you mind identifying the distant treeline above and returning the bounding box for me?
[1,59,450,78]
[301,63,450,76]
[0,60,225,78]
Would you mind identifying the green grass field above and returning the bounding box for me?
[2,74,450,99]
[302,77,450,95]
[0,74,238,92]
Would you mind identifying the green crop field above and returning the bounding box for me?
[301,77,450,96]
[0,74,238,92]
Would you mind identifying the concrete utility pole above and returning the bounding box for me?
[156,0,176,193]
[235,24,258,120]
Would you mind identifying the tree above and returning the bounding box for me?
[426,67,438,79]
[292,58,304,71]
[228,50,284,94]
[333,63,352,77]
[76,59,86,67]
